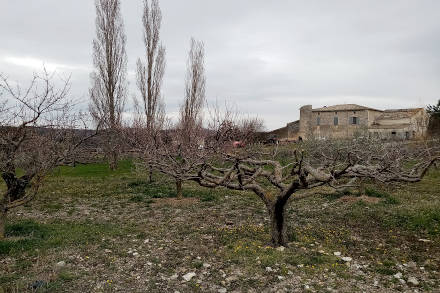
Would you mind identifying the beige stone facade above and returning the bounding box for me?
[287,104,429,140]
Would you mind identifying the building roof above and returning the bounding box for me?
[375,108,424,121]
[312,104,381,112]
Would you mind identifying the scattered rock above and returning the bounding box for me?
[56,261,66,268]
[277,276,284,280]
[407,277,419,286]
[393,272,403,279]
[170,274,178,280]
[218,288,227,293]
[265,267,273,272]
[132,252,139,257]
[203,263,211,268]
[182,272,196,281]
[276,246,285,252]
[225,275,238,283]
[407,262,417,269]
[333,252,341,256]
[104,249,112,253]
[418,239,432,243]
[341,257,352,262]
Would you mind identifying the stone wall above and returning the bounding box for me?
[308,110,372,139]
[298,105,312,139]
[287,120,300,140]
[292,105,428,141]
[369,109,429,140]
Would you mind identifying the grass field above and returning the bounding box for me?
[0,160,439,292]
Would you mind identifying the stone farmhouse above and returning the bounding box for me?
[283,104,429,141]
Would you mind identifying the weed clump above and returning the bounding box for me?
[365,188,400,205]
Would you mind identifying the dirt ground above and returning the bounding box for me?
[1,163,439,292]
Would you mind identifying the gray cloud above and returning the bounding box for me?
[1,0,439,129]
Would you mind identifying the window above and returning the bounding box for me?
[350,117,359,125]
[317,117,321,126]
[334,117,338,126]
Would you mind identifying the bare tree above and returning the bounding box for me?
[136,0,166,181]
[181,38,205,133]
[142,38,206,199]
[136,0,166,132]
[0,69,93,239]
[89,0,127,170]
[194,137,440,247]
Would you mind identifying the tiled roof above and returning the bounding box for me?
[312,104,381,112]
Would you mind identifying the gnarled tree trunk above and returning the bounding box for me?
[267,197,289,247]
[148,165,153,183]
[0,173,31,240]
[0,202,6,240]
[109,150,118,171]
[176,180,183,200]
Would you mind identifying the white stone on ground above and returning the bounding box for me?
[170,274,178,280]
[407,277,419,286]
[182,272,196,281]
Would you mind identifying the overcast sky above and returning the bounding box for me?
[1,0,439,129]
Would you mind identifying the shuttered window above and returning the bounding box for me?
[350,117,359,125]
